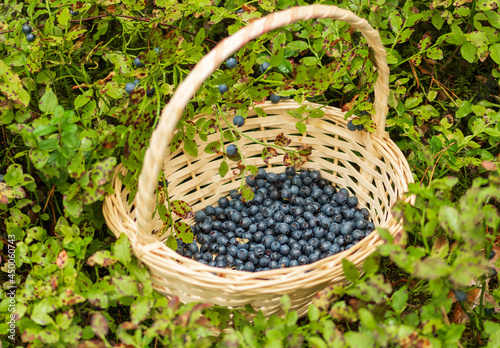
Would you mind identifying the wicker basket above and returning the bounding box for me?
[103,5,414,319]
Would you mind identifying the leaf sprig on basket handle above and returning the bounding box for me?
[155,179,194,251]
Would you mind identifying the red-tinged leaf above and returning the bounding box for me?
[226,152,242,162]
[56,250,68,268]
[174,221,193,243]
[418,32,432,51]
[170,131,184,152]
[239,184,254,203]
[170,200,194,219]
[91,312,109,337]
[297,146,313,157]
[204,119,217,134]
[274,133,291,147]
[204,141,221,154]
[283,151,306,167]
[262,147,278,164]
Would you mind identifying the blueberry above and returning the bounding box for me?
[226,57,238,69]
[352,230,364,241]
[233,115,245,127]
[194,210,206,222]
[347,120,357,131]
[290,247,301,260]
[218,197,229,208]
[454,290,467,302]
[259,255,271,267]
[484,308,494,316]
[270,94,281,104]
[0,174,4,182]
[489,250,496,260]
[290,260,299,267]
[70,10,79,16]
[334,191,348,205]
[270,241,281,252]
[309,253,320,263]
[347,196,358,207]
[134,57,145,68]
[125,82,136,94]
[298,255,309,265]
[323,186,335,195]
[237,248,249,261]
[260,62,270,73]
[266,172,278,183]
[22,24,32,34]
[147,87,155,97]
[154,46,162,54]
[26,33,36,42]
[226,144,238,156]
[279,257,290,268]
[489,267,497,278]
[243,261,255,272]
[218,84,229,94]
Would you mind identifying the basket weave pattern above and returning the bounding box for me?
[103,5,414,318]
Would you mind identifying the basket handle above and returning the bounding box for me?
[135,5,389,243]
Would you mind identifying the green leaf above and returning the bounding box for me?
[457,100,472,118]
[194,27,205,46]
[295,122,306,134]
[308,304,320,322]
[174,221,193,243]
[170,200,194,219]
[258,0,276,12]
[427,47,443,60]
[362,253,380,276]
[490,43,500,64]
[239,185,254,203]
[166,235,178,251]
[287,40,309,51]
[39,90,59,113]
[389,12,403,33]
[391,286,409,312]
[342,259,359,282]
[277,59,292,74]
[219,161,229,177]
[131,297,153,324]
[183,138,198,157]
[113,233,131,265]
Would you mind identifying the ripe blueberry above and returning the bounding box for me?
[233,115,245,127]
[26,33,36,42]
[260,62,270,73]
[125,82,136,94]
[134,57,145,68]
[270,94,281,104]
[226,144,238,156]
[218,84,229,94]
[22,24,32,34]
[226,57,238,69]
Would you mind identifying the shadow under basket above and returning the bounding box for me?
[103,99,414,319]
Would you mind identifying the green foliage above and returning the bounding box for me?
[0,0,499,346]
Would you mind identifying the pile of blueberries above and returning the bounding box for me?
[175,167,375,272]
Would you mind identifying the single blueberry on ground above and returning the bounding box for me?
[454,290,467,302]
[22,24,32,34]
[218,84,229,94]
[134,57,145,68]
[26,33,36,42]
[125,82,136,94]
[226,57,238,69]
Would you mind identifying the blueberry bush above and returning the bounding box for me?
[1,0,499,347]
